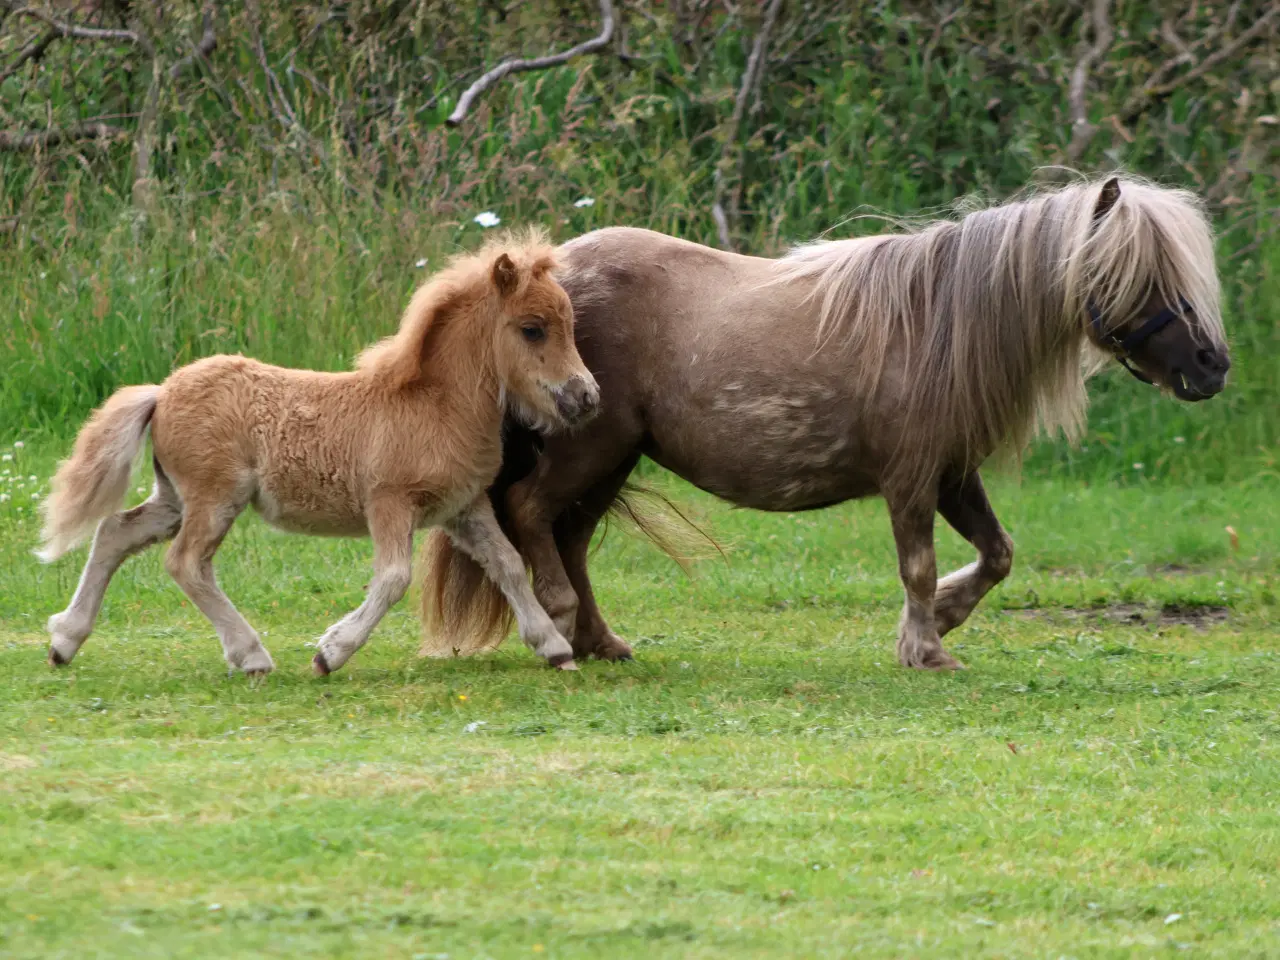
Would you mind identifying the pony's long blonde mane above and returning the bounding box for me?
[357,229,560,389]
[770,174,1223,489]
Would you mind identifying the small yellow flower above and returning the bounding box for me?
[458,694,468,702]
[532,946,544,954]
[27,914,38,921]
[348,713,355,718]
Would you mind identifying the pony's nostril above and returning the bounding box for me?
[1196,348,1228,373]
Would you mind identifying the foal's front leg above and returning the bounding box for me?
[312,497,415,676]
[444,498,577,669]
[885,494,964,670]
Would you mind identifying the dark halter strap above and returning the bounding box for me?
[1087,296,1192,384]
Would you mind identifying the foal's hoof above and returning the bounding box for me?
[547,653,578,671]
[47,647,69,668]
[311,651,332,676]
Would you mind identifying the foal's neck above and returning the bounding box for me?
[414,310,504,425]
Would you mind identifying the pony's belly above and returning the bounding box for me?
[251,486,368,537]
[648,434,878,512]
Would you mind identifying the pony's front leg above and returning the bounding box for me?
[885,494,964,670]
[935,471,1014,637]
[312,498,415,676]
[444,498,577,670]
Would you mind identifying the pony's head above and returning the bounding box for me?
[1080,177,1230,401]
[485,239,599,431]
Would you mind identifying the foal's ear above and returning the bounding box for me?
[1093,177,1121,223]
[492,253,521,299]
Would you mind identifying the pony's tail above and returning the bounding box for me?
[37,385,161,562]
[417,530,514,658]
[418,424,722,658]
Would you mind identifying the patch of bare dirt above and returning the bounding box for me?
[1011,603,1229,630]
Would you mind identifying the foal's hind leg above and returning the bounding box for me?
[934,472,1014,637]
[885,493,963,670]
[445,498,577,669]
[47,468,183,666]
[164,497,274,675]
[312,496,415,676]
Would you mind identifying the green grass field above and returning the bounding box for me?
[2,439,1278,958]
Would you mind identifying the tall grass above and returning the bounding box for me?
[1,0,1276,483]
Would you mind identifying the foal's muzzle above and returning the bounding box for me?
[553,375,600,425]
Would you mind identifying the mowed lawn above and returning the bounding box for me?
[1,445,1278,958]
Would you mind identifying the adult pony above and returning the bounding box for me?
[421,176,1230,670]
[39,233,598,676]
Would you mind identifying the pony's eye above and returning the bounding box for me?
[521,324,546,344]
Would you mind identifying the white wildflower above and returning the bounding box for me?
[415,258,429,268]
[30,492,39,500]
[27,475,36,482]
[0,494,8,503]
[1,455,10,463]
[12,441,22,449]
[1164,913,1182,925]
[463,721,487,734]
[1132,463,1144,470]
[473,211,501,228]
[1174,436,1185,444]
[574,197,595,208]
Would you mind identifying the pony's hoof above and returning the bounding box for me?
[312,651,332,676]
[588,633,635,661]
[547,653,577,671]
[47,647,69,667]
[915,650,965,671]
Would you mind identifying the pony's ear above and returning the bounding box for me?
[492,253,520,299]
[1093,177,1121,223]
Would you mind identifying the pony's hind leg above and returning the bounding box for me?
[444,498,577,669]
[555,457,642,661]
[885,493,964,670]
[934,472,1014,637]
[47,466,183,666]
[506,429,641,660]
[164,497,274,675]
[312,497,415,676]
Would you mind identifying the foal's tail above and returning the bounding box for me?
[37,385,161,562]
[418,425,720,658]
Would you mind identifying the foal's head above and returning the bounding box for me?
[484,240,599,430]
[1082,177,1230,401]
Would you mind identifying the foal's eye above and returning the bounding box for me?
[520,324,546,344]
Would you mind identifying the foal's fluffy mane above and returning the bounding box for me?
[770,173,1223,484]
[357,229,560,389]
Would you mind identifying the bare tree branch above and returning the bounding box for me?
[130,21,161,208]
[1064,0,1113,164]
[0,27,55,85]
[1121,3,1280,121]
[711,0,785,250]
[9,6,138,43]
[0,122,124,150]
[169,0,218,81]
[446,0,615,126]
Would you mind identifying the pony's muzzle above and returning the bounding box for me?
[1174,344,1230,401]
[554,375,600,425]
